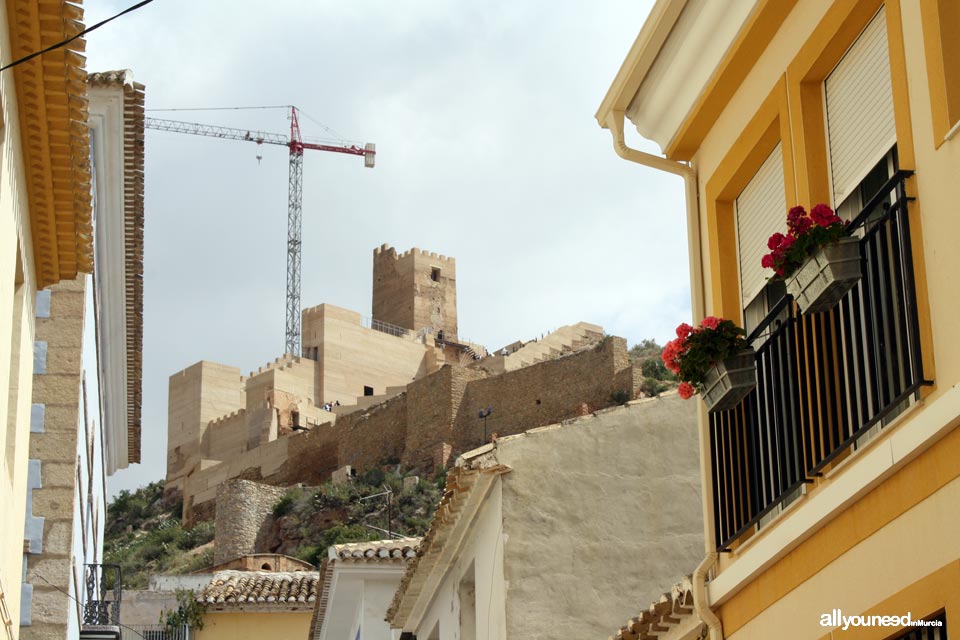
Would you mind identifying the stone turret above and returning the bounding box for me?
[372,244,458,338]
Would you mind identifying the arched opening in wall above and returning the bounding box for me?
[431,267,440,282]
[261,563,272,571]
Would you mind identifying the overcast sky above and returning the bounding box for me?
[84,0,691,497]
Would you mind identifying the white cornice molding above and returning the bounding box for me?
[87,85,129,475]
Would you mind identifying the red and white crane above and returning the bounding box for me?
[145,106,375,355]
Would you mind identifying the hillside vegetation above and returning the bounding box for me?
[629,338,677,397]
[104,469,443,588]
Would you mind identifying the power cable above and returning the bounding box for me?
[0,0,157,74]
[298,108,353,145]
[146,105,291,112]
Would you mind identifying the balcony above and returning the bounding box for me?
[710,170,931,551]
[80,564,122,640]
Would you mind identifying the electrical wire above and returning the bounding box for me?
[146,105,292,112]
[298,108,353,145]
[31,573,147,640]
[0,0,157,74]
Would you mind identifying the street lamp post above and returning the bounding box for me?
[478,407,493,443]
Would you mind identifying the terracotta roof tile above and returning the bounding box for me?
[332,538,420,563]
[609,576,699,640]
[198,571,320,607]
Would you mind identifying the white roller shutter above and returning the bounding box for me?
[825,6,896,204]
[736,143,786,307]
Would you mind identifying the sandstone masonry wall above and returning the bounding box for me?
[451,337,630,452]
[213,479,287,565]
[23,278,85,640]
[184,335,635,523]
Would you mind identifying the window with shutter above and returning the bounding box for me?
[825,6,896,205]
[735,142,786,309]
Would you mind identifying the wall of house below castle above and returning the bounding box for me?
[195,611,313,640]
[495,393,702,639]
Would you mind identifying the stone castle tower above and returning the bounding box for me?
[372,244,458,338]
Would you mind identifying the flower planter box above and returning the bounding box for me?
[702,349,757,413]
[786,236,861,314]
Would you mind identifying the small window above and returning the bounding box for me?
[363,386,374,396]
[431,267,440,282]
[261,563,272,571]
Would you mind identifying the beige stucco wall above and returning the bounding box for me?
[493,393,703,639]
[196,611,313,640]
[730,473,960,640]
[0,9,40,630]
[413,480,507,640]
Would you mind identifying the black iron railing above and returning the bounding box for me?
[710,170,932,551]
[82,564,122,627]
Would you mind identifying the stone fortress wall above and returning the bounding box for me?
[213,479,287,565]
[180,336,640,524]
[167,244,642,525]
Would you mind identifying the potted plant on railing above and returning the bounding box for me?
[663,317,756,413]
[762,204,861,314]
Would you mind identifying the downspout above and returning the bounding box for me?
[604,110,722,639]
[603,109,704,320]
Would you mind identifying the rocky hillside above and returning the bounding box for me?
[104,469,443,588]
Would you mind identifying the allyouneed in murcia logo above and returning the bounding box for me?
[820,610,943,631]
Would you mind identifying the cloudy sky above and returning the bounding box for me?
[84,0,691,496]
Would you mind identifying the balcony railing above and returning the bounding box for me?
[82,564,122,628]
[710,170,932,551]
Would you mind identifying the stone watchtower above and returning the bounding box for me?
[372,244,458,338]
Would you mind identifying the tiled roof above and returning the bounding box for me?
[386,465,510,628]
[331,538,420,563]
[198,571,319,607]
[9,0,93,287]
[87,69,146,465]
[609,576,700,640]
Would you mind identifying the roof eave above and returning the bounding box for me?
[595,0,688,131]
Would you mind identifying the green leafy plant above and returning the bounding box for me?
[663,317,748,400]
[161,589,206,632]
[610,389,631,405]
[763,204,848,277]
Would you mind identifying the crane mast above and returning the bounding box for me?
[145,107,375,355]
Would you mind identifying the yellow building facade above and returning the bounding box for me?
[600,1,960,638]
[0,1,93,637]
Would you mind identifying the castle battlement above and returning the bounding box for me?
[208,408,247,427]
[374,244,455,266]
[249,354,301,378]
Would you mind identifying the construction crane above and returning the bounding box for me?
[145,106,375,355]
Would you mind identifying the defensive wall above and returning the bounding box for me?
[181,336,640,524]
[168,303,446,495]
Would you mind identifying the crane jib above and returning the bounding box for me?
[143,110,375,355]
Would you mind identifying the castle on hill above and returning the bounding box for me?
[166,244,633,523]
